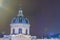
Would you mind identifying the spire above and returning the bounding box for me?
[17,8,24,16]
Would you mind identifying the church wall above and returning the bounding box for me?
[0,38,3,40]
[10,24,30,34]
[11,34,31,40]
[3,38,10,40]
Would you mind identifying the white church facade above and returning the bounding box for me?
[0,8,35,40]
[10,8,31,40]
[0,8,60,40]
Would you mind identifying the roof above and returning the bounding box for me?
[11,8,29,24]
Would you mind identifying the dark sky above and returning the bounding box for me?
[0,0,60,37]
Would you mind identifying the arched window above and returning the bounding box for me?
[19,28,22,34]
[26,29,28,35]
[19,18,22,23]
[12,18,16,23]
[13,29,15,34]
[26,20,28,23]
[22,18,26,23]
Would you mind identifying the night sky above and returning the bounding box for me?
[0,0,60,37]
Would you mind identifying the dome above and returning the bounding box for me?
[11,8,29,24]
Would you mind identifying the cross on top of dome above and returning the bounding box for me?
[17,8,24,16]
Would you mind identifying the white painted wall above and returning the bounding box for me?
[0,38,3,40]
[11,34,31,40]
[10,24,30,35]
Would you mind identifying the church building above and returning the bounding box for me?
[0,8,59,40]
